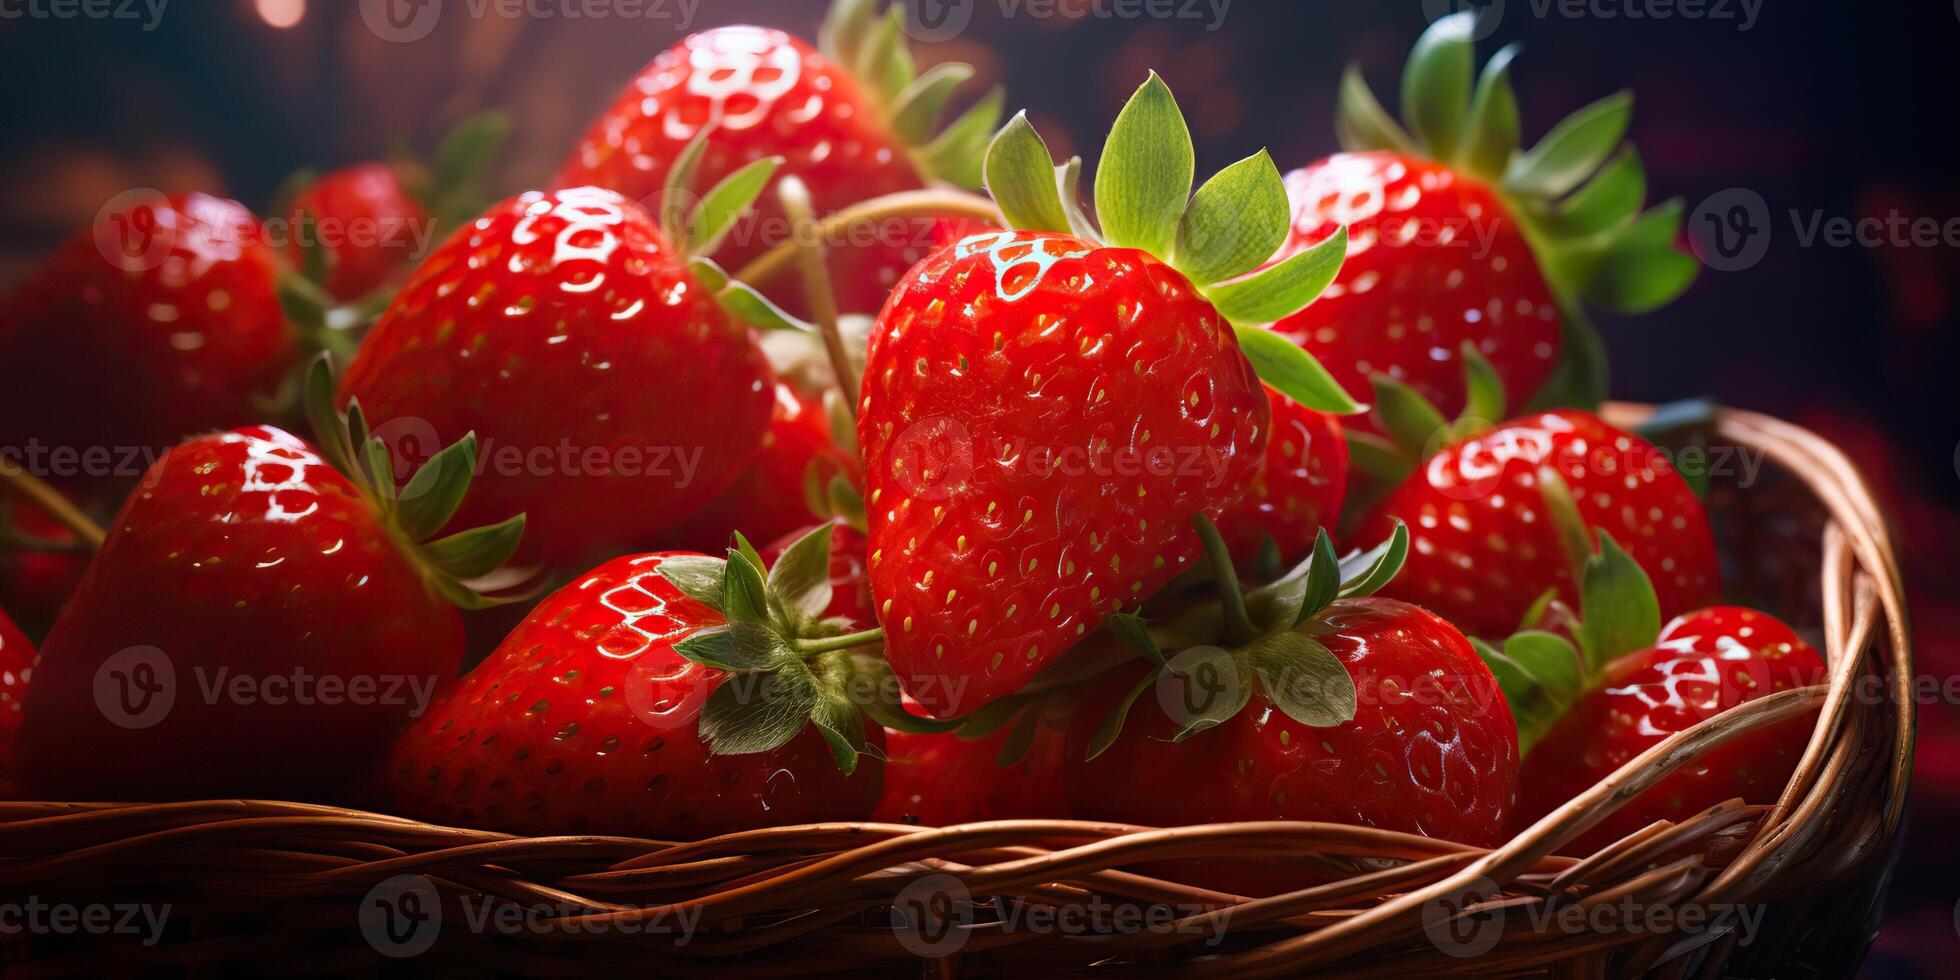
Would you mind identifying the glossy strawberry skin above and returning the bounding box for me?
[1215,386,1348,566]
[860,231,1270,718]
[338,188,773,566]
[875,694,1073,827]
[1067,598,1520,847]
[1520,607,1825,853]
[286,163,430,301]
[0,192,296,456]
[1359,410,1721,640]
[1271,153,1562,418]
[15,427,464,803]
[386,552,883,838]
[670,382,858,554]
[556,26,932,316]
[0,608,36,798]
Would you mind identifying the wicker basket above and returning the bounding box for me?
[0,404,1913,976]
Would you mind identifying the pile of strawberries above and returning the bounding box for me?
[0,4,1828,865]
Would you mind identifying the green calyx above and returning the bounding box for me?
[983,73,1360,416]
[1082,516,1414,759]
[819,0,1005,188]
[1346,342,1509,485]
[301,354,534,611]
[655,525,924,774]
[1470,471,1662,754]
[647,137,815,334]
[1338,13,1699,411]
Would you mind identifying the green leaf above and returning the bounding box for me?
[828,476,868,533]
[1458,342,1507,428]
[766,523,835,622]
[422,514,527,581]
[853,655,964,735]
[1587,244,1700,315]
[1504,91,1633,199]
[1085,669,1158,761]
[1248,530,1341,633]
[984,112,1073,234]
[1543,149,1646,238]
[1460,44,1521,180]
[1163,645,1253,741]
[1107,613,1167,667]
[718,279,816,333]
[1372,375,1451,459]
[722,547,770,624]
[1474,632,1586,755]
[1054,156,1101,240]
[819,0,876,66]
[916,87,1005,189]
[892,62,976,145]
[1335,64,1414,154]
[996,705,1040,768]
[655,555,728,612]
[809,689,868,775]
[1095,72,1194,257]
[1338,522,1409,599]
[1233,325,1360,415]
[361,436,398,514]
[658,126,714,245]
[675,622,792,672]
[1249,631,1356,728]
[394,433,477,541]
[1344,430,1413,484]
[1298,531,1342,625]
[1175,150,1290,285]
[302,353,355,479]
[689,255,730,291]
[1205,226,1348,328]
[1575,531,1662,671]
[699,667,818,756]
[430,112,511,208]
[685,156,783,258]
[1536,466,1595,580]
[1401,12,1477,161]
[854,7,911,108]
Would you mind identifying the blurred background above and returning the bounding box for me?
[1,0,1955,972]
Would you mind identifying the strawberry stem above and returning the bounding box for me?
[1191,514,1257,646]
[732,188,1001,288]
[794,627,887,655]
[0,458,105,551]
[777,177,860,415]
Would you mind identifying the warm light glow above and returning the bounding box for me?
[255,0,305,29]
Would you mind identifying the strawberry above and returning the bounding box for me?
[337,181,788,567]
[1214,387,1349,571]
[0,607,35,798]
[15,362,530,801]
[276,114,509,304]
[387,527,900,837]
[875,689,1073,826]
[760,521,873,624]
[859,75,1359,717]
[1068,520,1519,847]
[0,492,90,634]
[554,0,1004,316]
[1356,400,1720,641]
[1475,536,1823,853]
[0,192,297,456]
[1271,13,1697,416]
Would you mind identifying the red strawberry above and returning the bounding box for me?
[875,690,1073,826]
[0,192,296,455]
[284,163,431,302]
[1518,607,1823,853]
[1276,14,1696,415]
[669,381,858,553]
[1358,408,1719,640]
[761,521,873,624]
[1214,386,1348,569]
[859,76,1358,717]
[1067,521,1517,847]
[337,185,779,566]
[0,493,90,633]
[387,532,892,838]
[16,380,529,802]
[0,607,36,797]
[553,2,1003,315]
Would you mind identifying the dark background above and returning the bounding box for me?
[2,0,1956,972]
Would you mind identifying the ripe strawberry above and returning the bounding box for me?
[1068,520,1518,846]
[387,529,894,838]
[875,690,1073,826]
[554,1,1004,316]
[1273,13,1697,415]
[0,192,296,455]
[0,492,90,633]
[338,184,782,566]
[860,75,1358,717]
[283,163,431,303]
[1357,407,1720,641]
[1518,608,1823,853]
[1214,386,1348,570]
[16,369,530,802]
[0,607,36,798]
